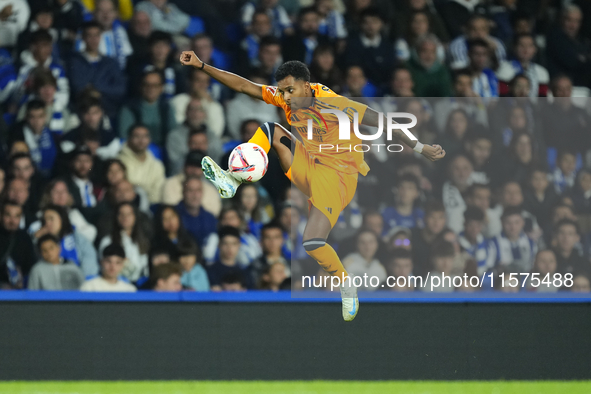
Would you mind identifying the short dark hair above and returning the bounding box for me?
[431,240,455,259]
[465,125,492,143]
[467,38,490,52]
[360,7,383,21]
[453,68,472,82]
[37,233,60,252]
[501,206,523,221]
[466,183,490,198]
[464,206,485,222]
[142,69,164,84]
[261,221,283,236]
[218,226,241,242]
[425,200,445,216]
[275,60,310,83]
[32,68,57,90]
[177,238,199,257]
[220,272,244,286]
[78,96,103,115]
[555,218,580,236]
[149,30,173,46]
[82,20,102,34]
[259,35,281,50]
[128,123,149,138]
[1,200,22,215]
[397,173,420,191]
[151,263,182,285]
[30,29,53,45]
[298,6,318,19]
[389,248,412,262]
[102,243,126,259]
[513,32,535,47]
[26,99,46,113]
[189,127,207,139]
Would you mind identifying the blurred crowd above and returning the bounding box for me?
[0,0,591,293]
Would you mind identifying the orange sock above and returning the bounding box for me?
[303,240,349,279]
[248,122,274,153]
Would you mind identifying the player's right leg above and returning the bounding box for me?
[202,122,293,198]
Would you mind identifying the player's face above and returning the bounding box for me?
[277,76,312,109]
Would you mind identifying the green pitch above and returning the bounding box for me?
[1,381,590,394]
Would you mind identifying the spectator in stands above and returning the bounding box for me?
[382,174,423,234]
[395,0,449,43]
[225,72,280,140]
[135,0,190,37]
[395,11,446,64]
[16,69,72,135]
[96,159,151,214]
[233,183,273,240]
[315,0,347,52]
[441,155,473,234]
[386,67,414,98]
[406,34,452,97]
[569,169,591,216]
[571,273,591,292]
[551,151,578,195]
[177,238,209,291]
[546,5,591,87]
[552,219,588,275]
[464,128,496,185]
[309,45,343,93]
[221,272,247,291]
[152,262,182,291]
[421,240,457,292]
[27,233,84,290]
[99,201,150,284]
[282,7,329,65]
[62,97,120,160]
[238,10,273,70]
[458,206,490,275]
[69,21,126,118]
[38,179,97,243]
[526,249,560,292]
[64,146,99,221]
[203,206,262,267]
[6,153,43,220]
[253,36,283,84]
[448,15,507,70]
[30,204,99,277]
[167,98,222,173]
[411,200,447,278]
[161,150,221,216]
[241,0,293,38]
[383,248,414,292]
[118,70,176,145]
[343,229,386,291]
[87,0,133,70]
[495,180,540,235]
[4,177,34,227]
[81,243,137,291]
[10,99,58,179]
[127,11,152,60]
[344,8,394,88]
[118,124,165,204]
[466,39,499,98]
[151,205,193,260]
[207,226,253,291]
[176,175,217,247]
[15,6,59,58]
[524,167,560,233]
[341,65,375,98]
[488,207,537,274]
[171,67,224,137]
[543,75,591,157]
[496,33,549,98]
[0,201,36,289]
[433,69,489,133]
[258,261,288,290]
[0,0,30,48]
[251,221,289,281]
[436,109,470,158]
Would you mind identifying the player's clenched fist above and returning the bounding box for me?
[421,144,446,162]
[180,51,202,68]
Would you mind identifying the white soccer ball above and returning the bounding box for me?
[228,143,269,183]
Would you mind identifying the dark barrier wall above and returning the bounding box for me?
[1,301,591,380]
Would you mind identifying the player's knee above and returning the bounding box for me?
[303,238,326,253]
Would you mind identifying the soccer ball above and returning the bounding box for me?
[228,143,269,183]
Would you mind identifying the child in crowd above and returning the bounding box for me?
[28,234,84,290]
[81,243,137,292]
[178,239,210,291]
[381,174,424,234]
[552,151,577,194]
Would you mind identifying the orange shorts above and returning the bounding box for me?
[290,139,358,228]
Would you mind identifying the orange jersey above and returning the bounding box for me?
[261,83,370,176]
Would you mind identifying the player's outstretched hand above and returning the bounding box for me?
[180,51,203,68]
[421,144,446,162]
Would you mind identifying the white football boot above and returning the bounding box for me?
[340,281,359,322]
[201,156,242,199]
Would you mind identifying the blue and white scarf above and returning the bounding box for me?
[24,125,57,177]
[459,232,490,274]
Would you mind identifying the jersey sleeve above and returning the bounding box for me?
[261,85,286,108]
[335,96,368,123]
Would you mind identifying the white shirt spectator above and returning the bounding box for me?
[81,276,137,292]
[135,0,190,35]
[343,252,387,291]
[99,233,148,283]
[170,93,225,138]
[0,0,30,47]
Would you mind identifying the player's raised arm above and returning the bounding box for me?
[180,51,264,100]
[361,107,446,162]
